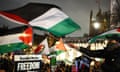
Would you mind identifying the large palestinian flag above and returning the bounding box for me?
[0,3,80,37]
[0,27,32,53]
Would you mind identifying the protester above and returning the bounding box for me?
[79,35,120,72]
[75,55,92,72]
[0,58,14,72]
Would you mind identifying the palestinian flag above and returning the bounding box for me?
[89,28,120,43]
[29,8,80,37]
[0,33,29,53]
[0,27,32,53]
[1,3,80,37]
[34,38,50,55]
[48,38,66,56]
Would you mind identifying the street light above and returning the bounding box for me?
[93,22,101,29]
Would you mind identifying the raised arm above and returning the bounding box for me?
[79,47,106,58]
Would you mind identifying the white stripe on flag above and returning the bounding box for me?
[101,29,119,35]
[29,8,68,29]
[41,38,50,55]
[0,33,22,45]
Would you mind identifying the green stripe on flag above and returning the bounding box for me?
[49,18,80,36]
[0,42,29,53]
[89,33,120,43]
[49,50,64,56]
[32,18,80,37]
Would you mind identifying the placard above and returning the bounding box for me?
[14,55,42,72]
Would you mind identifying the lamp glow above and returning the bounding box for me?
[93,22,100,29]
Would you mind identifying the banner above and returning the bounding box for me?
[14,55,42,72]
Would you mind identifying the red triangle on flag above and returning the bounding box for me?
[19,27,32,46]
[0,11,28,24]
[117,28,120,32]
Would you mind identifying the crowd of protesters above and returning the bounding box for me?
[1,35,120,72]
[0,54,92,72]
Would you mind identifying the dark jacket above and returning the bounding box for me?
[79,42,120,72]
